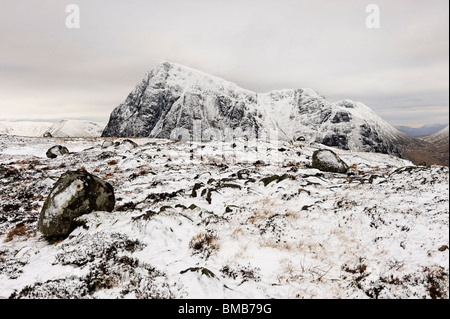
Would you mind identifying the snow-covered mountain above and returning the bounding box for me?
[102,62,412,157]
[0,120,105,137]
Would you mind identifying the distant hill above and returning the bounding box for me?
[420,125,449,166]
[395,124,448,138]
[0,121,53,137]
[46,120,106,137]
[0,120,105,137]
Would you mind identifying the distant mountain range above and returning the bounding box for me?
[0,120,105,137]
[395,124,448,138]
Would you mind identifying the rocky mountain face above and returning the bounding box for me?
[102,62,413,158]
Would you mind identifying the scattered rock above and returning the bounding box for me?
[261,174,293,186]
[120,139,139,149]
[180,267,216,278]
[43,132,53,138]
[191,182,204,197]
[311,149,349,173]
[46,145,69,159]
[101,140,115,148]
[38,170,115,240]
[391,166,427,175]
[417,161,427,167]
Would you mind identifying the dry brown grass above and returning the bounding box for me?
[138,169,148,176]
[285,210,300,219]
[231,225,246,238]
[258,238,295,251]
[12,160,29,165]
[189,232,220,258]
[5,224,29,242]
[248,210,272,224]
[103,173,114,180]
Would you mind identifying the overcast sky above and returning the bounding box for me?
[0,0,448,127]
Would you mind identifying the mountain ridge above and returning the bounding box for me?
[396,123,448,138]
[102,62,415,158]
[0,120,105,138]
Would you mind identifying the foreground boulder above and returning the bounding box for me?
[46,145,69,159]
[312,149,349,173]
[38,170,115,240]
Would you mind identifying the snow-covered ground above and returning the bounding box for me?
[0,135,448,299]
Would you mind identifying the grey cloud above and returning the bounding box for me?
[0,0,448,126]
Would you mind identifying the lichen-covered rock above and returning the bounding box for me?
[38,170,115,240]
[46,145,69,159]
[312,149,349,173]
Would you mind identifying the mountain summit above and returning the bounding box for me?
[102,62,412,156]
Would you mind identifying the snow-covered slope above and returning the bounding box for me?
[0,135,448,299]
[0,120,105,137]
[47,120,105,138]
[102,62,412,157]
[0,121,53,137]
[417,125,450,166]
[421,125,449,145]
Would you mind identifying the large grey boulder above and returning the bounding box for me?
[46,145,69,159]
[38,170,115,240]
[312,149,349,173]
